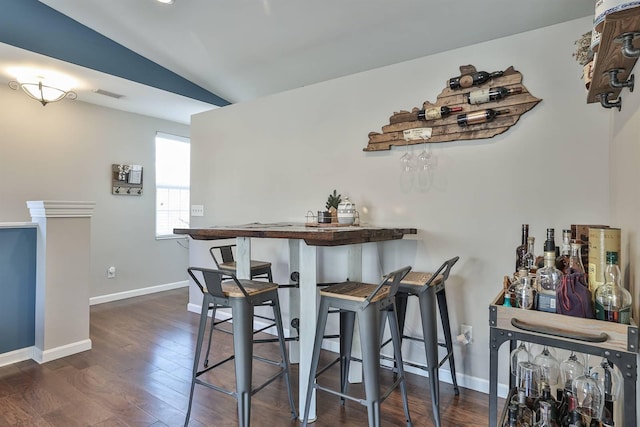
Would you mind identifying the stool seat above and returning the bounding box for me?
[400,271,443,287]
[219,260,272,273]
[320,281,390,302]
[221,279,278,297]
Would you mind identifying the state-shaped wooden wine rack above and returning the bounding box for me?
[363,65,542,151]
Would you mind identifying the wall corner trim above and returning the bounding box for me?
[27,200,96,218]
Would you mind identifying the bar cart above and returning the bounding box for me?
[488,291,638,426]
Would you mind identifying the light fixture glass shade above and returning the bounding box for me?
[9,80,77,106]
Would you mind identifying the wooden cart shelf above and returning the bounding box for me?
[488,291,638,427]
[587,7,640,106]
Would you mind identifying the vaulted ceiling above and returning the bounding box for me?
[0,0,594,123]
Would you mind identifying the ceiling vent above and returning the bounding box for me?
[93,88,124,99]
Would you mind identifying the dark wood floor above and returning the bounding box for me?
[0,288,495,426]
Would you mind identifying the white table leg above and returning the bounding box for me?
[347,244,363,384]
[298,242,317,422]
[288,239,300,363]
[236,237,251,280]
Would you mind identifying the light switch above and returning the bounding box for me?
[191,205,204,216]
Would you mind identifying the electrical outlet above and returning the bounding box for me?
[458,324,472,344]
[107,266,116,279]
[191,205,204,216]
[460,325,473,344]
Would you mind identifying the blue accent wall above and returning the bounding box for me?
[0,227,37,354]
[1,0,230,106]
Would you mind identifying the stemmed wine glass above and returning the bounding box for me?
[510,342,531,381]
[533,346,560,388]
[591,357,622,424]
[560,351,586,391]
[416,145,436,190]
[572,355,604,421]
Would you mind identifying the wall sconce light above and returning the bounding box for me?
[8,80,77,106]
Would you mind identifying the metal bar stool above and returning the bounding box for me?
[301,266,414,427]
[184,267,296,427]
[382,256,459,427]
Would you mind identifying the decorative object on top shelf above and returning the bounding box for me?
[586,6,640,109]
[364,65,541,152]
[325,189,341,223]
[573,31,596,90]
[112,163,143,195]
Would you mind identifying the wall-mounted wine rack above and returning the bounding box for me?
[587,7,640,110]
[363,65,542,152]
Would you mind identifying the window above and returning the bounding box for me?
[155,132,190,238]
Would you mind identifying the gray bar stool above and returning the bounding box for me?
[301,266,414,427]
[382,256,460,427]
[184,267,296,427]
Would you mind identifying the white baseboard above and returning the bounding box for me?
[90,280,189,305]
[187,303,509,398]
[32,339,92,364]
[0,347,34,367]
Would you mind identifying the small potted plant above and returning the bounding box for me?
[325,189,342,223]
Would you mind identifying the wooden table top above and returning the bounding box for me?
[174,222,417,247]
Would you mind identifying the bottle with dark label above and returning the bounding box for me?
[449,70,504,90]
[536,251,561,313]
[418,105,464,120]
[457,108,509,126]
[467,86,523,104]
[515,224,529,272]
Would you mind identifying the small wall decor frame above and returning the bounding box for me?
[112,164,143,195]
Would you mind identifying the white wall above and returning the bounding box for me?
[0,86,190,298]
[190,16,610,389]
[609,61,640,324]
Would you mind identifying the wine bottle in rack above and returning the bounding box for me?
[418,105,464,120]
[466,86,522,105]
[448,70,504,90]
[456,108,509,126]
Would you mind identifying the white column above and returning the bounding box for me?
[347,244,364,383]
[236,237,251,280]
[298,242,317,422]
[27,200,95,364]
[288,239,300,363]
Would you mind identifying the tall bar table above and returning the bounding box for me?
[175,222,417,422]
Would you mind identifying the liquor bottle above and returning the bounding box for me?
[594,251,632,324]
[556,229,572,273]
[504,403,520,427]
[449,70,504,89]
[534,401,557,427]
[510,389,534,425]
[515,268,535,310]
[516,224,530,272]
[533,385,558,423]
[466,86,523,104]
[537,228,556,269]
[536,251,561,313]
[562,395,583,427]
[418,105,464,120]
[523,237,537,273]
[456,108,509,126]
[568,243,586,274]
[544,228,556,253]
